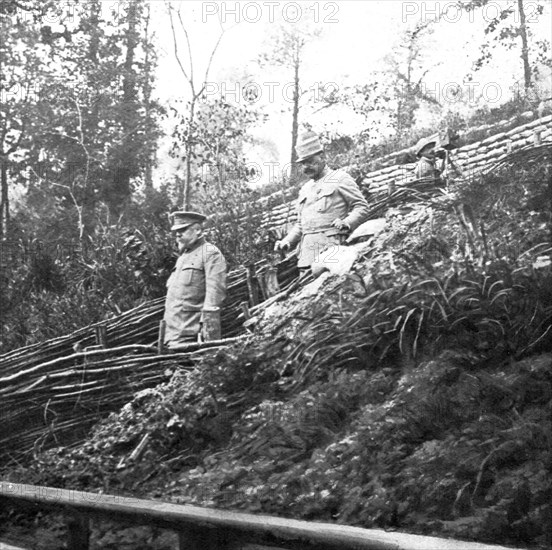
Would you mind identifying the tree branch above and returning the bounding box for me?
[167,3,192,88]
[198,25,226,98]
[176,7,195,87]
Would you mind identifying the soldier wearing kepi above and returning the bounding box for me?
[274,130,370,271]
[163,211,227,349]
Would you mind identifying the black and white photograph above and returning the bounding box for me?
[0,1,551,548]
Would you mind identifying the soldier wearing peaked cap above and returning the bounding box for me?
[163,211,227,349]
[274,130,370,271]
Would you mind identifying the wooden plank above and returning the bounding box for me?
[0,483,528,550]
[0,483,395,550]
[0,542,29,550]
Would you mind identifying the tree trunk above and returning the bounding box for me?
[123,2,138,120]
[517,0,532,94]
[88,0,100,64]
[0,159,9,239]
[143,2,153,189]
[108,0,139,216]
[547,154,552,245]
[290,50,300,169]
[183,98,196,209]
[81,0,102,240]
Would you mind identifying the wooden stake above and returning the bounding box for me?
[94,323,107,348]
[255,265,269,301]
[240,301,251,320]
[128,433,150,463]
[264,266,280,298]
[158,320,166,355]
[245,265,259,306]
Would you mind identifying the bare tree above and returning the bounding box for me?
[384,20,441,133]
[259,22,322,169]
[167,2,227,208]
[457,0,549,95]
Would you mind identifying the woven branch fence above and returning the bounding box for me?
[0,255,299,464]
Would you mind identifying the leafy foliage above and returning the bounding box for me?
[2,0,162,241]
[170,97,269,266]
[0,190,175,352]
[458,0,550,93]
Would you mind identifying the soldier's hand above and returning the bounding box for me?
[332,218,350,231]
[274,240,290,252]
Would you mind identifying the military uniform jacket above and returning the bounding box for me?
[163,237,227,346]
[415,157,441,180]
[283,168,370,268]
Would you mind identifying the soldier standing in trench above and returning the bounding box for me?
[414,136,444,182]
[163,211,227,349]
[274,131,370,273]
